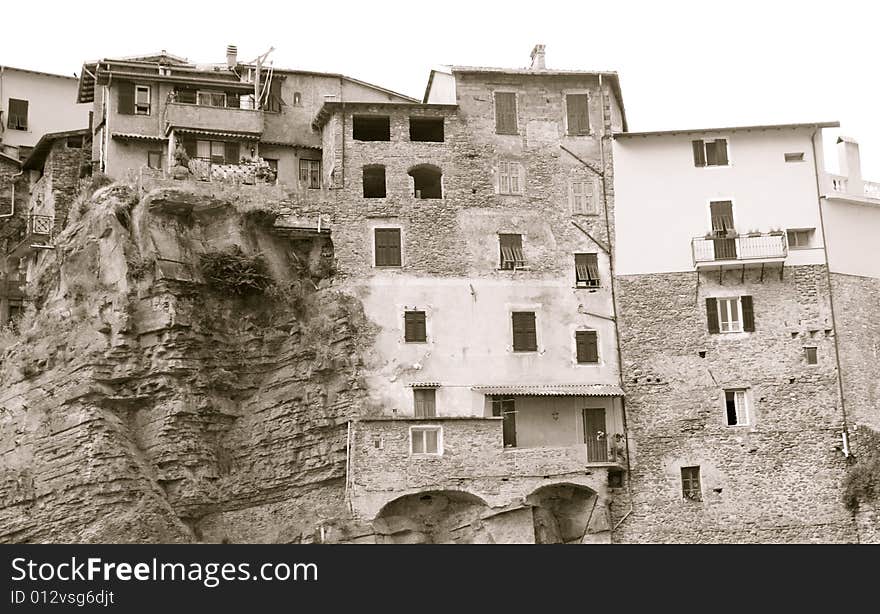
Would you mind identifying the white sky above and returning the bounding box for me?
[3,0,878,176]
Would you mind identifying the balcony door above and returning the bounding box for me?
[710,201,737,260]
[491,396,517,448]
[583,408,607,462]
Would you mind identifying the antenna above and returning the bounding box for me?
[249,47,275,110]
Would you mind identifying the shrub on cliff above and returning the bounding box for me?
[843,426,880,512]
[199,246,273,296]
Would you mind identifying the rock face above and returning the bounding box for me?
[0,184,370,543]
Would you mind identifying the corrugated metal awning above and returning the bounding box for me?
[172,128,261,141]
[112,133,168,142]
[472,384,624,397]
[260,140,321,150]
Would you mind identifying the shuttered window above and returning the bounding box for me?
[575,253,600,287]
[7,98,28,130]
[710,201,735,234]
[499,234,525,270]
[494,92,517,134]
[117,82,135,115]
[404,311,427,343]
[693,139,729,167]
[413,388,436,418]
[707,296,754,333]
[498,161,522,194]
[177,89,197,104]
[511,311,537,352]
[265,79,283,112]
[571,179,598,214]
[576,330,599,363]
[566,94,590,135]
[374,228,401,267]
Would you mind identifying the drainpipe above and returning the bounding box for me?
[339,76,346,189]
[0,169,24,219]
[810,129,851,455]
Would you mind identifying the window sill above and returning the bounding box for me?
[495,132,519,136]
[575,362,601,366]
[374,265,403,269]
[410,453,443,458]
[404,340,429,345]
[574,285,601,290]
[511,350,539,354]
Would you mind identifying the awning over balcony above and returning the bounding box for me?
[172,128,261,141]
[112,133,168,142]
[472,384,624,397]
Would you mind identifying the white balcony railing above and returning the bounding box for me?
[692,232,788,266]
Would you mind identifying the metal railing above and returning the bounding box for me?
[692,232,787,265]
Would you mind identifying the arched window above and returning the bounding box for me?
[408,164,442,199]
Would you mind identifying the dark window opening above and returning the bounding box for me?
[566,94,590,135]
[353,115,391,141]
[805,347,818,364]
[409,165,442,199]
[409,117,444,142]
[363,165,386,198]
[404,310,427,343]
[499,233,524,270]
[66,136,83,149]
[374,228,401,267]
[511,311,537,352]
[7,98,28,130]
[293,92,302,106]
[177,88,197,104]
[681,466,702,501]
[785,152,805,162]
[413,388,436,418]
[147,151,162,169]
[576,330,599,363]
[575,253,600,287]
[494,92,517,134]
[608,470,625,489]
[492,396,517,447]
[725,389,748,426]
[299,159,321,189]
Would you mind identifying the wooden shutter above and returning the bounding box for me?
[567,94,589,135]
[178,89,197,104]
[715,139,729,165]
[692,140,706,167]
[404,311,426,342]
[266,79,283,112]
[576,330,598,363]
[375,228,401,266]
[226,93,240,108]
[741,295,755,331]
[512,312,537,351]
[8,99,28,129]
[224,141,239,164]
[495,92,517,134]
[706,298,720,334]
[117,82,135,115]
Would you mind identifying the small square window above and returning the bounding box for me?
[724,389,749,426]
[786,228,814,249]
[413,388,436,418]
[411,426,442,455]
[404,310,426,343]
[784,152,805,162]
[499,234,525,270]
[805,347,818,365]
[681,466,702,501]
[147,151,162,169]
[575,253,600,287]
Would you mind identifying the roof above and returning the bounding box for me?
[614,121,840,139]
[311,101,458,131]
[422,67,453,104]
[0,151,22,168]
[22,128,89,171]
[471,384,624,397]
[111,133,168,142]
[0,65,78,80]
[171,128,261,140]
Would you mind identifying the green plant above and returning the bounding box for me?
[843,426,880,512]
[173,144,190,167]
[127,254,155,280]
[199,246,273,296]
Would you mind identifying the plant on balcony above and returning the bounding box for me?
[171,144,191,180]
[609,433,627,464]
[746,229,762,237]
[768,228,784,236]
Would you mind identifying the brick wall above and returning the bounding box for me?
[614,265,857,542]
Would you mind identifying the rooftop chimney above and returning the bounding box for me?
[837,136,863,189]
[226,45,238,69]
[530,44,546,70]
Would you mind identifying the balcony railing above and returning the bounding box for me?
[164,102,263,135]
[692,232,787,267]
[7,215,54,258]
[828,173,880,200]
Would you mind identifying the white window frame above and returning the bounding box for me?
[786,228,815,249]
[695,137,731,167]
[134,85,151,115]
[498,161,522,195]
[410,425,443,456]
[724,389,749,426]
[197,90,227,108]
[717,297,743,333]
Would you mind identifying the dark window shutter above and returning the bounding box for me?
[692,140,706,167]
[715,139,729,165]
[266,79,283,112]
[375,228,401,266]
[8,99,28,129]
[706,298,720,334]
[226,93,240,108]
[118,82,135,115]
[741,295,755,332]
[178,89,197,104]
[183,139,197,159]
[404,311,426,342]
[576,330,598,363]
[512,312,537,351]
[224,141,239,164]
[567,94,589,135]
[495,92,517,134]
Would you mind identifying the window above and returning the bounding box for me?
[566,93,590,135]
[363,165,386,198]
[374,228,401,267]
[709,201,735,235]
[409,117,444,142]
[410,426,441,455]
[498,161,522,195]
[66,136,83,149]
[413,388,436,418]
[135,85,151,115]
[263,158,278,175]
[571,179,598,214]
[264,79,283,113]
[177,89,197,104]
[293,92,302,106]
[576,330,599,363]
[409,165,442,199]
[575,253,600,287]
[511,311,537,352]
[786,228,814,249]
[353,115,390,141]
[147,151,162,169]
[7,99,28,130]
[195,140,236,164]
[499,233,525,270]
[681,466,702,501]
[784,152,805,162]
[197,91,227,107]
[299,159,321,189]
[492,396,517,447]
[706,296,754,334]
[724,389,749,426]
[692,138,729,167]
[494,92,517,134]
[805,347,818,365]
[404,310,427,343]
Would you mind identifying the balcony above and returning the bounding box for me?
[826,173,880,202]
[692,232,787,269]
[164,102,263,137]
[7,215,54,259]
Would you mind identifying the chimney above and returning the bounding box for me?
[530,44,546,70]
[226,45,238,69]
[837,136,863,190]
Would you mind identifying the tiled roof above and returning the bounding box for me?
[472,384,624,397]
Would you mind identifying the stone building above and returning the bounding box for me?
[312,45,631,542]
[612,122,878,542]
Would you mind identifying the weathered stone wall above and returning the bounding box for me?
[614,265,857,542]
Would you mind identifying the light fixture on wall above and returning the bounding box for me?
[552,411,559,421]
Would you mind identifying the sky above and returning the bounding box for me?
[3,0,878,175]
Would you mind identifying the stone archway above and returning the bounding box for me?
[526,483,608,544]
[373,490,490,544]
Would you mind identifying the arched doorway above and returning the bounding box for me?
[526,483,600,544]
[374,490,489,543]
